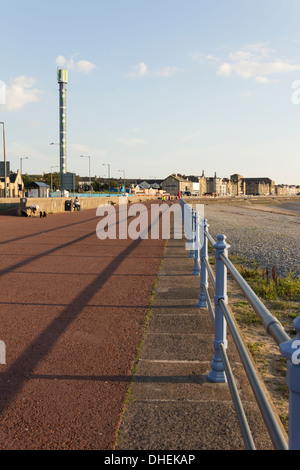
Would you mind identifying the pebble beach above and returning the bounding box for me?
[194,199,300,278]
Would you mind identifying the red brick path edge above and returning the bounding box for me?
[0,201,169,450]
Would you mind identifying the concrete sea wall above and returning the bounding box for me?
[0,195,162,215]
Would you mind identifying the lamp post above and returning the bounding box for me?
[80,155,91,195]
[102,163,111,193]
[50,142,62,194]
[51,165,59,193]
[118,169,125,194]
[20,157,28,197]
[20,157,28,176]
[0,122,7,198]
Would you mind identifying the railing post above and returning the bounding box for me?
[189,207,194,258]
[198,218,208,307]
[280,316,300,450]
[192,211,200,276]
[180,198,184,216]
[208,234,230,383]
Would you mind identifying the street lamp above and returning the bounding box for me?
[118,169,125,194]
[80,155,91,195]
[0,122,7,198]
[20,157,28,176]
[102,163,110,193]
[50,142,62,193]
[51,165,58,193]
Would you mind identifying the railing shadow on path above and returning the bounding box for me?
[0,203,167,418]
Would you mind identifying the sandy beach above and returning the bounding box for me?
[190,197,300,277]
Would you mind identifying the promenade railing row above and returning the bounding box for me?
[180,199,300,451]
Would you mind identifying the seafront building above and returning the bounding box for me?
[161,174,194,195]
[161,172,299,197]
[275,184,299,196]
[0,169,24,198]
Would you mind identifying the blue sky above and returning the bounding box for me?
[1,0,300,184]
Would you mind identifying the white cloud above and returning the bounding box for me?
[127,62,179,78]
[218,59,300,81]
[155,66,179,77]
[189,52,203,61]
[189,52,220,64]
[255,75,271,84]
[56,55,97,74]
[228,50,253,61]
[4,76,41,111]
[242,43,276,59]
[56,55,67,67]
[217,63,232,77]
[75,60,97,74]
[198,43,300,84]
[127,62,148,78]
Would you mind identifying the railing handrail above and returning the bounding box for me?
[219,252,290,346]
[179,198,292,450]
[204,228,216,247]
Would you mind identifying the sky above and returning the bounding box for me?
[1,0,300,185]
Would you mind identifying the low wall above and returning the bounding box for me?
[0,195,162,216]
[0,198,20,212]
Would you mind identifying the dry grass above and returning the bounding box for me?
[227,258,300,434]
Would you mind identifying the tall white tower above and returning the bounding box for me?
[57,69,68,193]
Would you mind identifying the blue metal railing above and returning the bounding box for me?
[180,198,300,450]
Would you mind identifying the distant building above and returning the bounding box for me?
[161,174,193,195]
[137,181,151,190]
[0,169,24,198]
[243,177,275,196]
[198,171,207,196]
[182,174,201,195]
[230,174,246,196]
[78,176,96,190]
[275,184,300,196]
[161,171,299,198]
[206,172,223,196]
[26,181,50,198]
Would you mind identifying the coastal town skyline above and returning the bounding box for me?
[1,162,299,199]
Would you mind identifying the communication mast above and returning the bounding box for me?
[57,68,68,194]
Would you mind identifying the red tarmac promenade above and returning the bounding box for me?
[0,202,167,449]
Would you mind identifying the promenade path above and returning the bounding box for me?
[0,202,166,450]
